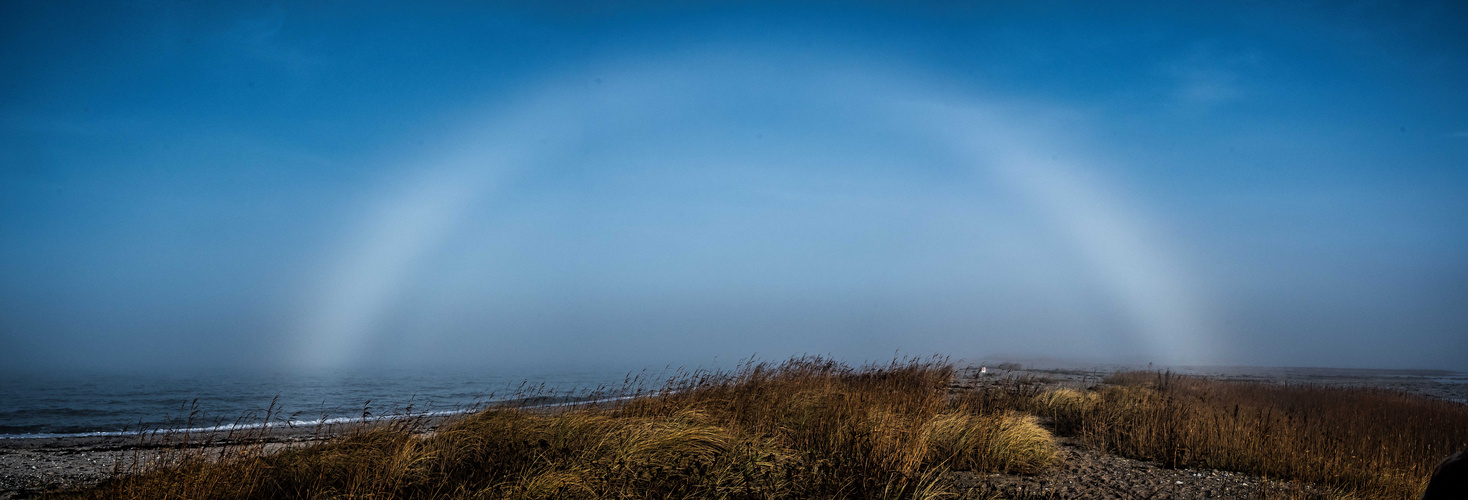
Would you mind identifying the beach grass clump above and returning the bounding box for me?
[922,411,1055,474]
[54,356,1058,500]
[1018,371,1468,500]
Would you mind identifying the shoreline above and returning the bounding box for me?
[0,393,646,499]
[0,414,464,500]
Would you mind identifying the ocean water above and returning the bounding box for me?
[0,367,643,438]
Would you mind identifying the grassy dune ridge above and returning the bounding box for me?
[50,360,1468,499]
[57,357,1055,499]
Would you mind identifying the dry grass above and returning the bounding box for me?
[52,357,1057,500]
[59,361,1458,499]
[995,371,1468,500]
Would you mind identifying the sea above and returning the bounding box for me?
[2,364,1464,439]
[0,367,646,438]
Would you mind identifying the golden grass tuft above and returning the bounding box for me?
[922,411,1056,474]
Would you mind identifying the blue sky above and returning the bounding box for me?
[2,2,1466,372]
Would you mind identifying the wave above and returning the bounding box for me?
[0,394,640,440]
